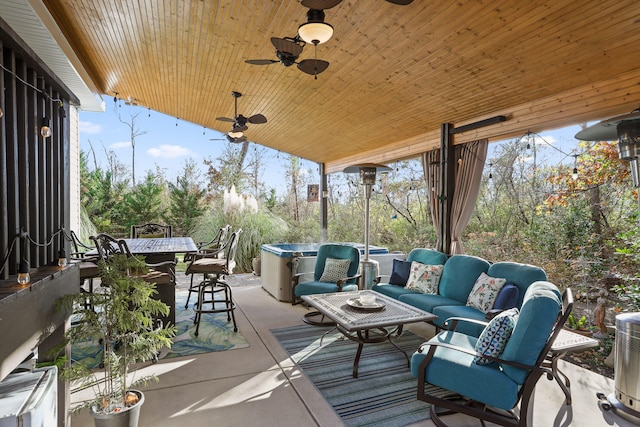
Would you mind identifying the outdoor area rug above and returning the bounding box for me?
[72,289,249,367]
[271,324,435,427]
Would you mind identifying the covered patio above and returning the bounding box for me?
[69,274,636,426]
[1,0,640,425]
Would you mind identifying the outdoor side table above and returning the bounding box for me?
[546,328,599,405]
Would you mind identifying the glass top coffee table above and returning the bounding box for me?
[302,290,437,377]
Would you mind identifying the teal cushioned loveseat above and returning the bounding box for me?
[372,248,547,336]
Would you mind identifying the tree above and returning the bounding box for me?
[118,112,147,186]
[166,160,206,236]
[123,172,165,227]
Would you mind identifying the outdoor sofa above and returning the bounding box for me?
[371,248,547,336]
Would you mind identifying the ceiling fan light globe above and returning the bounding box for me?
[298,22,333,45]
[229,130,244,138]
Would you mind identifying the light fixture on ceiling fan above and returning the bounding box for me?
[297,0,414,45]
[298,8,334,45]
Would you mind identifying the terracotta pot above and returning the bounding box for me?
[91,390,144,427]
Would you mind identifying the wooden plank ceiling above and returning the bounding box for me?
[42,0,640,173]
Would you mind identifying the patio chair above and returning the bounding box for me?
[130,223,172,238]
[410,282,572,427]
[90,233,177,325]
[65,230,100,310]
[185,229,242,336]
[291,244,361,325]
[183,224,232,307]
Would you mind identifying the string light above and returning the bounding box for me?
[40,117,52,138]
[17,231,30,285]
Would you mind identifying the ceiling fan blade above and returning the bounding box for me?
[245,59,278,65]
[301,0,342,9]
[216,116,236,122]
[248,114,267,124]
[386,0,413,4]
[271,37,304,56]
[297,59,330,76]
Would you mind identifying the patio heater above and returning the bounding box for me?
[344,163,391,289]
[577,112,640,423]
[575,110,640,214]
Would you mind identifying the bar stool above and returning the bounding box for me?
[183,224,231,309]
[185,229,241,336]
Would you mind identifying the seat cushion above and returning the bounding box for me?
[79,261,99,279]
[372,283,420,299]
[411,330,520,410]
[186,258,233,275]
[431,305,487,336]
[399,293,462,313]
[136,269,173,285]
[294,281,340,296]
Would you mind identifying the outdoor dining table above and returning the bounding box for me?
[122,236,198,263]
[87,236,198,326]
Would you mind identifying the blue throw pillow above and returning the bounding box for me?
[389,259,412,286]
[492,283,520,310]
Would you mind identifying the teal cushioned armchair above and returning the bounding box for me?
[410,281,572,427]
[291,244,361,304]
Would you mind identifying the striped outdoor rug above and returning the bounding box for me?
[272,324,433,427]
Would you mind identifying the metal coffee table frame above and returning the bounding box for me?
[302,291,437,377]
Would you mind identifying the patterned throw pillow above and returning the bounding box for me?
[474,308,519,365]
[319,258,351,283]
[466,272,507,313]
[405,262,444,294]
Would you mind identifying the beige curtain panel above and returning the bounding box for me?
[422,139,488,254]
[422,150,441,249]
[450,139,488,254]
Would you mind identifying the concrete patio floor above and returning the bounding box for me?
[70,274,636,426]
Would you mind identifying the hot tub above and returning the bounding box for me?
[260,243,402,302]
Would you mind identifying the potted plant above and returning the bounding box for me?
[56,254,176,426]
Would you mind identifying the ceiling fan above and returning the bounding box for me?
[216,91,267,138]
[246,36,329,78]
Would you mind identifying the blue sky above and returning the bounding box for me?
[79,102,318,195]
[79,101,595,195]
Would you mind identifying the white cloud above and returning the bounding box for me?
[79,120,102,134]
[147,144,194,159]
[109,141,131,149]
[536,134,557,145]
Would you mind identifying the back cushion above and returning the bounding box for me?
[486,262,547,308]
[500,282,561,384]
[438,255,490,302]
[407,248,448,265]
